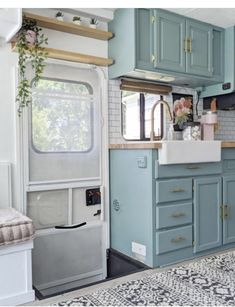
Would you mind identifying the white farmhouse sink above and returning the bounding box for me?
[158,141,221,165]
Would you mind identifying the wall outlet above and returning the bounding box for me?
[131,242,146,257]
[137,156,147,168]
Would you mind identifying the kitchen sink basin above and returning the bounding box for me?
[158,140,221,165]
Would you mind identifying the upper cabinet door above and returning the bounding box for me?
[153,10,186,73]
[186,20,213,77]
[135,9,154,71]
[223,176,235,245]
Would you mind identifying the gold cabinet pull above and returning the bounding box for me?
[184,38,188,52]
[221,204,230,219]
[186,165,200,170]
[170,188,185,193]
[189,38,192,53]
[220,205,223,219]
[151,54,156,63]
[171,236,185,243]
[171,212,186,218]
[224,204,229,219]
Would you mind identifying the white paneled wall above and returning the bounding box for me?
[108,79,235,144]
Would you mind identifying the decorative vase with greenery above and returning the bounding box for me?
[55,11,64,21]
[73,16,81,25]
[15,17,48,116]
[89,18,98,29]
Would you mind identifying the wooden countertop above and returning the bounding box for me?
[109,141,235,149]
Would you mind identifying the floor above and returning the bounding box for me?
[25,247,235,306]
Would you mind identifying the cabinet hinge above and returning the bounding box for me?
[151,16,156,23]
[192,240,195,246]
[151,54,156,63]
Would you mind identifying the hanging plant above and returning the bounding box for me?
[15,16,48,116]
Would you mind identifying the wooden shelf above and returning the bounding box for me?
[23,12,114,41]
[11,43,114,67]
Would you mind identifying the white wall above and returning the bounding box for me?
[0,8,109,211]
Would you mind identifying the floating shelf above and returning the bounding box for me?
[11,43,114,67]
[23,12,114,41]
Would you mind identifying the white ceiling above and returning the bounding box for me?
[165,8,235,28]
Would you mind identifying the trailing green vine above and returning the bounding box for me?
[15,17,48,116]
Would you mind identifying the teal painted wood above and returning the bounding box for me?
[199,26,234,98]
[223,176,235,244]
[194,177,222,253]
[155,161,222,179]
[156,178,192,204]
[153,9,186,73]
[222,149,235,174]
[109,149,155,267]
[156,225,192,255]
[186,19,213,77]
[156,202,192,229]
[135,9,153,71]
[108,9,136,79]
[212,28,224,82]
[155,241,235,267]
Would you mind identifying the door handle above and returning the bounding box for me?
[189,38,192,53]
[171,236,185,243]
[171,212,186,218]
[55,222,86,229]
[184,38,188,52]
[170,188,185,193]
[186,165,200,170]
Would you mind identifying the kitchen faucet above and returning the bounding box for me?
[150,97,173,141]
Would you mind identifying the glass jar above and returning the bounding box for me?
[183,122,201,141]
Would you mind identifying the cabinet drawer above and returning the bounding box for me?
[156,179,192,203]
[156,202,192,229]
[155,161,222,179]
[156,225,192,255]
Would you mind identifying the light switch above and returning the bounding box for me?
[137,156,147,168]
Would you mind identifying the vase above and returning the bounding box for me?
[89,24,97,29]
[73,20,81,25]
[56,16,64,21]
[173,123,183,131]
[26,30,36,45]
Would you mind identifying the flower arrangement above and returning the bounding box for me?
[173,97,193,129]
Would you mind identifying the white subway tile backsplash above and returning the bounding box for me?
[108,79,235,144]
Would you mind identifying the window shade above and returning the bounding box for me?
[120,79,172,94]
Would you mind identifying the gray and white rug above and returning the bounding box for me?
[55,250,235,306]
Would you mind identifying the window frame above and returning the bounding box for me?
[121,91,164,141]
[30,77,94,154]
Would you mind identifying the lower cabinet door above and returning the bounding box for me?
[194,177,222,253]
[223,176,235,244]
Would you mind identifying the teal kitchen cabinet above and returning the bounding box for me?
[109,9,224,87]
[153,10,213,77]
[153,10,186,73]
[193,177,222,253]
[110,148,235,268]
[223,176,235,244]
[185,20,212,77]
[109,149,156,267]
[222,149,235,244]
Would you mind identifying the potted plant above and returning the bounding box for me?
[89,18,98,29]
[73,16,81,25]
[55,11,64,21]
[15,16,48,116]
